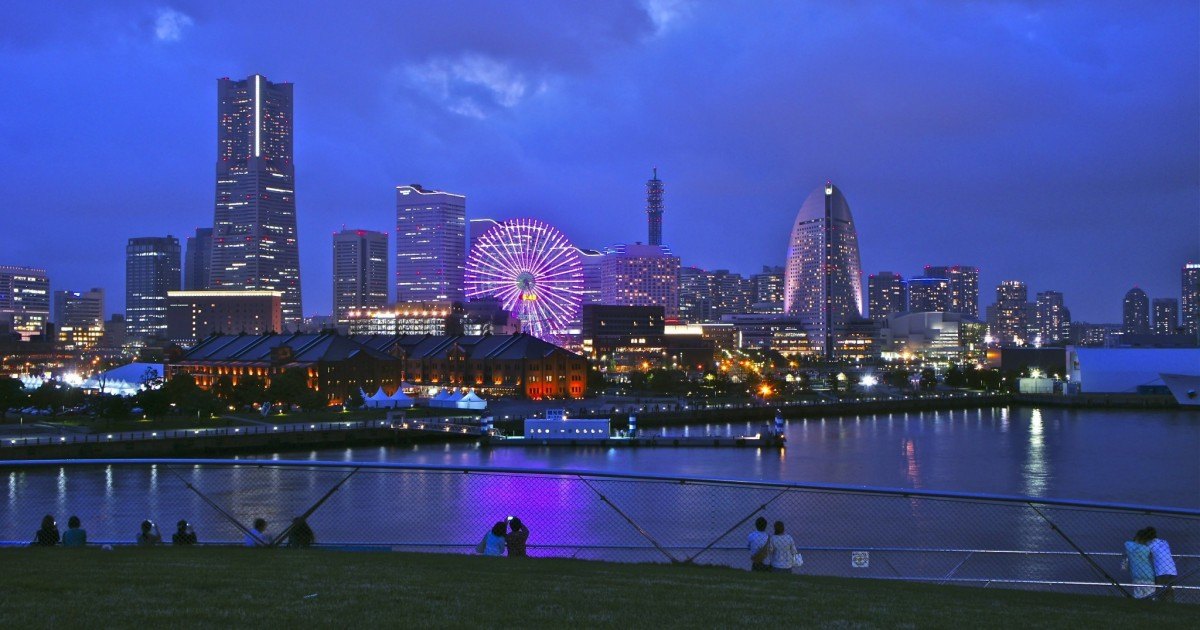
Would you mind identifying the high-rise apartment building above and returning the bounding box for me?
[333,229,389,327]
[867,272,907,322]
[1152,298,1178,335]
[126,236,181,340]
[578,249,605,306]
[708,270,753,320]
[600,243,680,318]
[1122,287,1150,336]
[924,265,979,317]
[0,266,50,341]
[1035,290,1070,345]
[986,280,1028,345]
[646,168,664,246]
[184,227,213,290]
[54,288,105,350]
[677,266,709,323]
[209,74,302,327]
[907,277,951,313]
[751,266,784,313]
[783,182,864,358]
[396,184,466,303]
[1183,263,1200,337]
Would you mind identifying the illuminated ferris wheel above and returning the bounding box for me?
[465,218,583,344]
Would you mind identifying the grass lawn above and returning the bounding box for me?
[0,549,1190,629]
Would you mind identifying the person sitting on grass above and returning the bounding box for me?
[505,517,529,558]
[33,514,59,547]
[137,520,162,546]
[244,518,271,547]
[748,517,771,572]
[62,516,87,547]
[768,521,799,573]
[286,518,315,548]
[477,521,507,556]
[173,520,197,545]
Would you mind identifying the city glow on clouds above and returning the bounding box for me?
[406,53,544,119]
[153,7,193,42]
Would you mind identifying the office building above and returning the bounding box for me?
[396,184,466,303]
[209,74,302,326]
[600,243,680,318]
[54,288,105,351]
[126,236,181,340]
[0,266,50,341]
[1122,287,1150,336]
[345,302,456,336]
[923,265,979,317]
[1152,298,1178,336]
[867,272,907,322]
[646,168,664,246]
[908,277,951,313]
[1035,291,1071,345]
[578,249,605,306]
[708,270,753,320]
[184,227,213,290]
[677,266,709,323]
[719,313,814,355]
[783,182,863,358]
[165,290,282,346]
[880,311,985,362]
[1183,263,1200,337]
[751,266,784,313]
[333,229,388,328]
[987,280,1028,345]
[580,304,666,370]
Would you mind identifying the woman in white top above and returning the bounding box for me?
[768,521,798,572]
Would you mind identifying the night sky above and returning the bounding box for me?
[1,1,1196,321]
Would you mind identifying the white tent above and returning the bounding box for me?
[457,390,487,410]
[430,389,456,408]
[82,363,164,397]
[364,386,392,409]
[385,387,414,408]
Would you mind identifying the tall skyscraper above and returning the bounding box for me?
[751,266,784,313]
[1122,287,1150,336]
[126,236,181,340]
[646,168,664,246]
[783,182,863,357]
[0,265,50,341]
[1183,263,1200,337]
[54,288,105,351]
[1035,290,1070,345]
[184,227,213,290]
[867,272,907,322]
[209,74,302,327]
[578,249,605,306]
[395,184,466,303]
[677,266,710,323]
[986,280,1028,345]
[1151,298,1178,335]
[708,270,753,319]
[924,265,979,317]
[333,229,389,327]
[907,277,951,313]
[600,243,680,318]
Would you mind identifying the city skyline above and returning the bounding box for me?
[0,2,1196,322]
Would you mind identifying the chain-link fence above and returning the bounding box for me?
[2,459,1196,602]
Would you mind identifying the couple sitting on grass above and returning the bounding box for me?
[748,517,802,573]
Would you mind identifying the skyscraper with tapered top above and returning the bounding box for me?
[209,74,302,327]
[646,168,664,246]
[783,182,863,358]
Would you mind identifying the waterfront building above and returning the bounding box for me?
[126,236,181,341]
[923,265,979,317]
[751,266,784,313]
[580,304,666,371]
[183,227,213,290]
[1122,287,1150,336]
[165,290,282,346]
[1183,263,1200,337]
[1070,322,1122,348]
[345,302,456,336]
[600,243,680,318]
[718,313,814,356]
[646,168,664,246]
[880,312,984,362]
[0,266,50,342]
[396,184,466,303]
[1152,298,1178,336]
[1035,291,1071,346]
[783,182,863,358]
[907,277,951,314]
[54,288,105,351]
[333,229,388,328]
[209,74,302,326]
[986,281,1029,345]
[867,272,906,323]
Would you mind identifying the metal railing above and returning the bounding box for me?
[1,459,1195,602]
[0,420,396,448]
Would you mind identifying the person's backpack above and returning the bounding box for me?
[751,535,772,564]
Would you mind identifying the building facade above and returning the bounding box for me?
[1152,298,1178,336]
[1035,290,1071,345]
[600,243,680,318]
[923,265,979,317]
[396,184,466,303]
[1122,287,1150,336]
[0,266,50,341]
[783,182,863,358]
[751,266,784,313]
[907,277,951,314]
[126,236,181,341]
[54,288,105,351]
[333,229,388,328]
[1183,263,1200,338]
[987,280,1028,346]
[166,290,282,346]
[867,271,907,323]
[209,74,302,327]
[184,227,213,291]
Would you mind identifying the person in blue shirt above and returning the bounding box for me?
[62,516,87,547]
[1124,529,1155,599]
[477,521,507,556]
